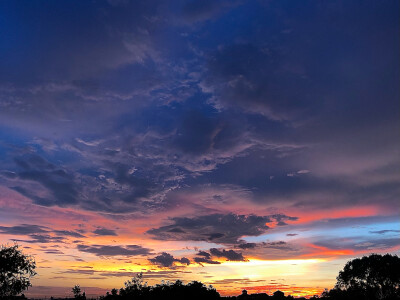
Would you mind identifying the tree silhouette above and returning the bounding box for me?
[103,273,220,300]
[0,244,36,298]
[273,290,285,299]
[332,253,400,300]
[72,285,86,300]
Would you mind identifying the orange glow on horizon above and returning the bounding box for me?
[290,205,380,224]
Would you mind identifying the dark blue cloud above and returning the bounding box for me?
[0,0,398,232]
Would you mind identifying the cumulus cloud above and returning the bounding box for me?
[209,248,246,261]
[149,252,191,268]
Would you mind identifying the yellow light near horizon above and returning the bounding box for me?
[220,258,326,267]
[186,258,328,287]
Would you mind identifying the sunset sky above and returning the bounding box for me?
[0,0,399,298]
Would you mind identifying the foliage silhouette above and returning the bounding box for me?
[0,244,36,299]
[101,273,220,300]
[324,253,400,300]
[72,285,86,300]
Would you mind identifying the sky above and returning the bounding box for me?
[0,0,399,298]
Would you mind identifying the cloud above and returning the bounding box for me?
[53,230,85,238]
[238,243,257,249]
[13,234,65,244]
[209,248,246,261]
[77,244,152,256]
[10,154,79,207]
[0,224,47,235]
[204,43,311,121]
[147,213,298,244]
[0,224,84,243]
[149,252,191,268]
[196,251,211,259]
[92,228,118,236]
[262,241,289,250]
[193,257,221,265]
[369,230,400,235]
[0,0,398,279]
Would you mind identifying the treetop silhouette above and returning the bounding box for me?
[0,244,36,299]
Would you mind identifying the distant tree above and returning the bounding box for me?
[72,285,86,300]
[119,272,149,298]
[334,253,400,300]
[0,244,36,298]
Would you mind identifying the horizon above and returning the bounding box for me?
[0,0,399,299]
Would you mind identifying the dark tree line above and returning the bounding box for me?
[1,244,399,300]
[100,273,219,300]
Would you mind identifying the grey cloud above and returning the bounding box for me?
[147,213,297,244]
[193,257,221,265]
[0,224,47,235]
[369,230,400,235]
[77,244,152,256]
[205,43,310,121]
[238,241,289,251]
[238,243,257,249]
[13,234,65,244]
[149,252,191,268]
[44,249,64,255]
[196,251,211,259]
[179,257,191,265]
[11,154,79,207]
[209,248,246,261]
[314,237,400,253]
[54,230,85,238]
[93,228,118,236]
[149,252,174,267]
[0,224,85,243]
[263,241,289,250]
[270,214,298,226]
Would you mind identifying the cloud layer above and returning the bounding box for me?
[0,0,398,297]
